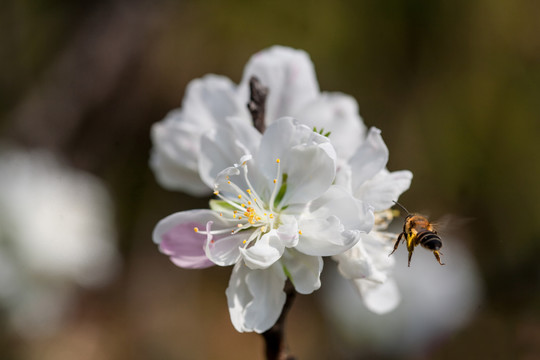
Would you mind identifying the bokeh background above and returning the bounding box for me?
[1,0,539,359]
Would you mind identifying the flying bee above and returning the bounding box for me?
[389,201,445,267]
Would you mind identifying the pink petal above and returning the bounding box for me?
[160,221,215,269]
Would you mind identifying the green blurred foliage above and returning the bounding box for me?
[1,0,540,359]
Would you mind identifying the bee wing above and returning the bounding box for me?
[431,214,474,237]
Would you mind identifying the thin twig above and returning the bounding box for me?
[247,76,268,133]
[262,280,297,360]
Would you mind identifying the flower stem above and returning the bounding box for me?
[247,76,268,134]
[261,280,296,360]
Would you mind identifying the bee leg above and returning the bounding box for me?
[407,249,414,267]
[433,250,445,265]
[406,232,416,267]
[389,233,404,256]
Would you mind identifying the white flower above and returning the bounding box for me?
[150,46,365,195]
[150,45,414,317]
[153,118,373,332]
[0,147,119,337]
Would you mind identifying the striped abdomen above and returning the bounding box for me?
[416,230,443,251]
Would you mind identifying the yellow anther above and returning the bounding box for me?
[273,179,277,184]
[269,214,274,219]
[298,230,302,235]
[238,216,242,220]
[227,181,231,184]
[194,227,199,233]
[241,203,246,208]
[213,190,219,195]
[261,226,267,232]
[233,214,237,218]
[254,198,257,202]
[220,213,223,217]
[276,158,280,163]
[247,201,252,205]
[238,194,242,199]
[243,239,247,244]
[246,189,251,194]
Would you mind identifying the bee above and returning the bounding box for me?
[389,202,445,267]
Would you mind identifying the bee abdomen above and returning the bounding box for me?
[417,231,442,250]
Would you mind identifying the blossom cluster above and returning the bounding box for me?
[150,46,412,333]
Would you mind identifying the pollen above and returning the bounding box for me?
[194,227,199,233]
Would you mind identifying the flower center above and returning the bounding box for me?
[194,156,285,247]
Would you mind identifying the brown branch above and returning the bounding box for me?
[262,280,297,360]
[247,76,269,134]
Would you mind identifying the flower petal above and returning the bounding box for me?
[281,249,323,295]
[152,210,221,268]
[309,185,374,233]
[150,110,210,195]
[295,92,366,161]
[256,118,336,206]
[354,169,413,211]
[296,215,361,256]
[239,46,320,124]
[182,74,248,126]
[204,222,247,267]
[240,230,285,269]
[199,117,261,189]
[333,232,395,282]
[226,262,286,333]
[353,277,401,314]
[348,127,389,192]
[276,215,299,248]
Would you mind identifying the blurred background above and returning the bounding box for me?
[0,0,539,359]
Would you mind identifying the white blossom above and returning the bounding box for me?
[153,118,373,332]
[0,147,119,336]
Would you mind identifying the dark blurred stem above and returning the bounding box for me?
[247,76,268,134]
[262,280,297,360]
